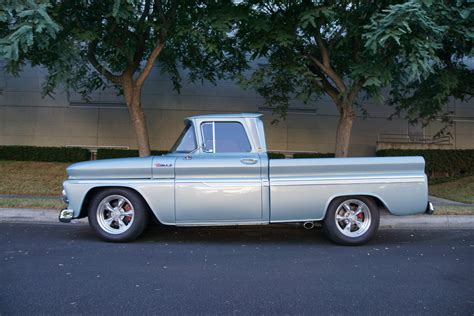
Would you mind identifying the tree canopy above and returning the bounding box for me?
[1,0,245,156]
[368,1,473,126]
[1,1,472,157]
[236,0,472,156]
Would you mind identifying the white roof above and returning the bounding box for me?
[186,113,262,120]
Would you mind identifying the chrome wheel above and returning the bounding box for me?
[334,199,372,238]
[96,195,135,235]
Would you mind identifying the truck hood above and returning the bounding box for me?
[67,157,153,180]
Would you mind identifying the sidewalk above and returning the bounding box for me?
[429,195,473,207]
[1,207,473,229]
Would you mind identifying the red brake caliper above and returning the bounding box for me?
[123,204,132,224]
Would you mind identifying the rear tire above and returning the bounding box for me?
[323,196,380,246]
[88,188,149,242]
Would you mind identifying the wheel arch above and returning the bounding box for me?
[322,193,390,220]
[79,186,159,223]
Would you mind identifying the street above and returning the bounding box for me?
[1,223,473,315]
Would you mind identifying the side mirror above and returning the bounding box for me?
[184,145,201,160]
[188,145,201,155]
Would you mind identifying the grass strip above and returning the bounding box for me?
[0,198,66,209]
[0,160,68,196]
[429,176,474,204]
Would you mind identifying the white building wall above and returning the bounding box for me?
[0,64,473,156]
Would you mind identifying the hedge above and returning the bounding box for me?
[376,149,474,179]
[96,148,168,159]
[0,145,90,162]
[4,145,470,181]
[293,152,335,158]
[98,150,335,160]
[267,152,335,159]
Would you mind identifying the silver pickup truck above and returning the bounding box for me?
[60,113,433,245]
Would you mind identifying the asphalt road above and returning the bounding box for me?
[1,223,473,315]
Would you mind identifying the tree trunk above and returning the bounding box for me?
[122,79,151,157]
[334,106,355,158]
[129,95,151,157]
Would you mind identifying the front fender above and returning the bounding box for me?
[63,179,175,225]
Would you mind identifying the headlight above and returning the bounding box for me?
[62,189,69,204]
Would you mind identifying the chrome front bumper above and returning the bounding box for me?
[425,202,435,215]
[59,209,74,223]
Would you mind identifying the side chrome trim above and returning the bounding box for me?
[176,221,269,226]
[178,182,261,188]
[66,179,175,184]
[270,175,425,186]
[175,179,262,185]
[270,218,323,223]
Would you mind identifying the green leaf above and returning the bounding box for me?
[460,9,470,19]
[363,77,382,87]
[112,0,121,17]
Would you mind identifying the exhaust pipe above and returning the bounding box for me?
[303,221,315,230]
[425,202,435,215]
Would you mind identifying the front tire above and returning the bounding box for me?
[88,188,149,242]
[323,196,380,246]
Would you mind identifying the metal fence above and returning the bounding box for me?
[377,133,452,145]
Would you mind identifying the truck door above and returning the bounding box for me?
[175,121,263,223]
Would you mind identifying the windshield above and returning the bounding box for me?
[171,123,197,153]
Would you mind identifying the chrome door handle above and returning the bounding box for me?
[240,158,258,165]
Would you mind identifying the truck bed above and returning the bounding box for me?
[269,156,428,222]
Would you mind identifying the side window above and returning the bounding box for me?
[171,123,197,153]
[201,123,214,153]
[201,122,252,153]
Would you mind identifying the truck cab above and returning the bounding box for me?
[164,113,270,224]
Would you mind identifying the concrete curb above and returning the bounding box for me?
[0,208,88,225]
[1,208,473,229]
[380,214,474,229]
